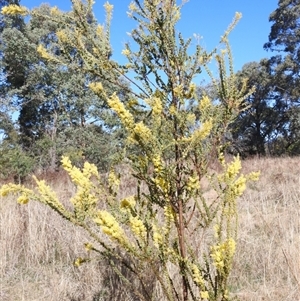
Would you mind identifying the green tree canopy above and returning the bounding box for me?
[0,2,128,175]
[230,60,289,156]
[263,0,300,154]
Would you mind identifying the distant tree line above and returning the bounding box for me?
[0,0,299,181]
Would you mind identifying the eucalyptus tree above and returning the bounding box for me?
[264,0,300,154]
[0,3,126,172]
[230,60,289,156]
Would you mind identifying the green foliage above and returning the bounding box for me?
[263,0,300,155]
[0,143,35,183]
[230,60,289,156]
[0,2,125,172]
[0,1,259,301]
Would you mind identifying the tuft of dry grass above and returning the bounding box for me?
[1,156,299,301]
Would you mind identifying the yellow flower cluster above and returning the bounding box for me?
[153,176,169,195]
[186,113,196,126]
[248,171,261,181]
[164,205,175,223]
[108,93,134,129]
[191,264,204,286]
[89,82,104,95]
[133,122,153,144]
[200,291,209,300]
[0,176,67,214]
[151,97,162,116]
[84,242,93,252]
[96,24,104,37]
[103,1,113,13]
[61,156,96,187]
[225,156,241,179]
[173,85,183,98]
[33,176,66,212]
[210,238,236,272]
[152,154,163,174]
[199,95,212,112]
[82,161,98,178]
[186,175,200,192]
[169,105,176,115]
[61,157,98,215]
[70,187,97,214]
[17,195,29,204]
[56,30,68,43]
[232,175,247,197]
[151,155,169,194]
[190,119,213,141]
[192,264,209,300]
[37,44,51,60]
[128,1,137,12]
[129,216,146,239]
[94,210,127,244]
[50,6,61,16]
[120,196,136,211]
[1,4,28,16]
[121,49,131,56]
[218,152,225,166]
[185,82,196,99]
[0,183,32,201]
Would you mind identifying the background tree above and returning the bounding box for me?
[230,60,289,156]
[264,0,300,154]
[0,3,127,176]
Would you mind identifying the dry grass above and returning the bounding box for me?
[230,157,300,301]
[1,157,299,301]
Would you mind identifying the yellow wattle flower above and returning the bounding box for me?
[89,82,104,95]
[152,154,163,174]
[103,1,113,13]
[121,49,131,56]
[1,4,28,16]
[17,195,29,205]
[200,290,209,299]
[108,93,134,129]
[232,175,247,196]
[129,216,146,238]
[120,196,136,211]
[226,155,242,179]
[33,176,65,212]
[37,44,51,60]
[210,238,236,272]
[164,205,175,222]
[133,122,153,143]
[151,97,162,115]
[94,210,127,244]
[56,30,68,43]
[50,6,61,16]
[199,95,211,112]
[191,119,213,141]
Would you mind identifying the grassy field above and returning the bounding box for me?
[0,156,299,301]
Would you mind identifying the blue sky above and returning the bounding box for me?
[21,0,278,77]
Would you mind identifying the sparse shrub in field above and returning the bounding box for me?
[1,1,259,300]
[0,144,35,183]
